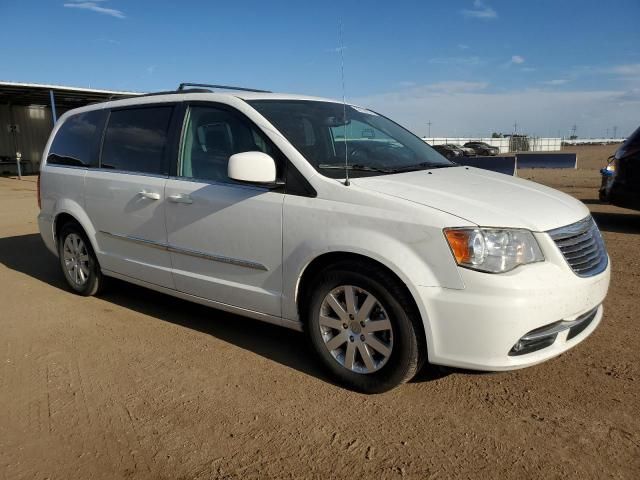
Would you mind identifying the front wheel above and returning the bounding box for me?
[306,262,425,393]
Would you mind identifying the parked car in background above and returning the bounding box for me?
[455,144,476,156]
[600,126,640,210]
[432,144,463,159]
[38,84,610,393]
[464,141,499,156]
[442,144,475,157]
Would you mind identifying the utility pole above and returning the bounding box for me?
[606,128,609,138]
[571,124,577,138]
[427,120,432,138]
[613,126,618,139]
[513,121,518,135]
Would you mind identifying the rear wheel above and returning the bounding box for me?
[306,262,425,393]
[57,223,103,296]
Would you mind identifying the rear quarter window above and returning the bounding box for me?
[100,106,173,175]
[47,109,107,167]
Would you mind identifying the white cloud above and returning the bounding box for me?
[608,63,640,76]
[541,79,569,86]
[511,55,525,64]
[521,67,537,72]
[429,56,483,66]
[419,81,489,94]
[458,44,470,50]
[352,84,639,137]
[63,1,125,19]
[461,0,497,19]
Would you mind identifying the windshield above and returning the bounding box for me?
[248,100,453,178]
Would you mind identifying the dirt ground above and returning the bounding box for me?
[1,144,638,479]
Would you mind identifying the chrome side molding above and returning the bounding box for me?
[99,231,268,271]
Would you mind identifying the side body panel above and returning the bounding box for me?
[84,170,173,288]
[165,179,284,317]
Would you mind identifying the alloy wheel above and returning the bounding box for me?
[318,285,394,374]
[63,233,90,286]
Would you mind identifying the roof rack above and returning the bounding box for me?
[106,88,213,101]
[105,83,271,102]
[177,82,272,93]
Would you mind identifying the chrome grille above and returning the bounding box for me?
[547,216,608,277]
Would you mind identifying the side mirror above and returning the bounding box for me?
[228,151,278,186]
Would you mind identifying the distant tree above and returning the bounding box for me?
[491,132,503,138]
[569,135,578,140]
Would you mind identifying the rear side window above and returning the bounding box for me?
[101,106,173,175]
[47,110,107,167]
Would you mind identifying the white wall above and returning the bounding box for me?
[562,138,625,145]
[422,137,563,153]
[422,137,511,154]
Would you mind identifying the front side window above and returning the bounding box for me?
[48,109,107,167]
[248,100,453,179]
[179,105,279,183]
[101,106,173,175]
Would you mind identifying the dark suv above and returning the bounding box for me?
[463,142,499,156]
[600,126,640,210]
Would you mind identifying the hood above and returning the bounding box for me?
[351,166,589,231]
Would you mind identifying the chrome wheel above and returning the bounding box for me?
[319,285,394,374]
[62,233,90,286]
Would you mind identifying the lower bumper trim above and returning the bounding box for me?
[509,305,599,356]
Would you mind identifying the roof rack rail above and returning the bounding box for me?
[106,88,210,101]
[177,82,272,93]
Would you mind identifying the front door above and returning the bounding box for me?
[85,104,177,289]
[164,104,283,316]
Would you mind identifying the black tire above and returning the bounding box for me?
[57,222,104,296]
[305,260,426,393]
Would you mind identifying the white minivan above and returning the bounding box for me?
[38,84,610,392]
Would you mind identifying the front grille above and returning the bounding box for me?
[547,216,608,277]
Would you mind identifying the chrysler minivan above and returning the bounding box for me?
[38,84,610,392]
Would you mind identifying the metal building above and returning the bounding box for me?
[0,81,139,176]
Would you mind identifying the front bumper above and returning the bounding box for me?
[416,231,610,370]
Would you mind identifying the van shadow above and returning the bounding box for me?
[591,211,640,234]
[0,233,449,390]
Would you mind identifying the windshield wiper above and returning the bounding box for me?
[386,162,455,173]
[318,164,396,173]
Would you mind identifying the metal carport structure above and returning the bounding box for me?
[0,81,140,177]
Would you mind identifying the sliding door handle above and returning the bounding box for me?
[138,190,161,200]
[168,193,193,204]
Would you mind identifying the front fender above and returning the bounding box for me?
[281,193,467,324]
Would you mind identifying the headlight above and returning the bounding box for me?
[444,228,544,273]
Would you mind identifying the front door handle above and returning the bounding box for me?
[138,190,161,200]
[168,193,193,204]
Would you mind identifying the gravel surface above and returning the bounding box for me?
[0,144,638,479]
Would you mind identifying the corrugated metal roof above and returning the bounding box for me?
[0,81,143,108]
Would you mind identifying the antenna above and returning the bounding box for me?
[339,20,350,186]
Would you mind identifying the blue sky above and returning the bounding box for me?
[1,0,639,137]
